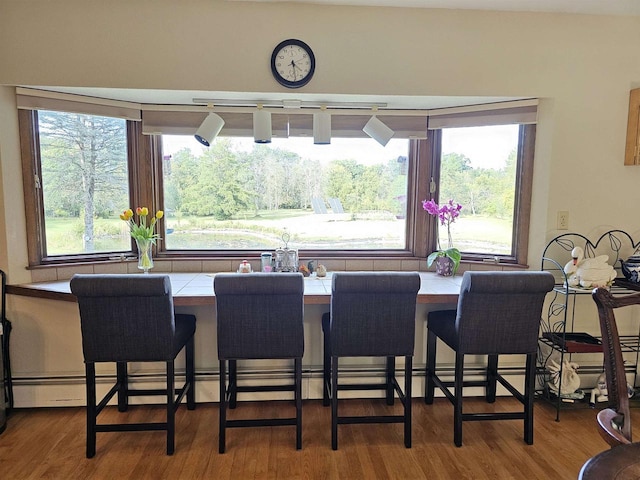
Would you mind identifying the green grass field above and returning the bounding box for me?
[44,211,512,255]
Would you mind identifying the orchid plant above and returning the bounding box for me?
[120,207,164,243]
[422,199,463,275]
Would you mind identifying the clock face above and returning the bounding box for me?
[271,39,315,89]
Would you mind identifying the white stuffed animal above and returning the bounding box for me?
[589,372,608,406]
[563,246,616,288]
[589,371,635,406]
[547,359,581,395]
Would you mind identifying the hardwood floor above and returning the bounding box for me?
[0,398,625,479]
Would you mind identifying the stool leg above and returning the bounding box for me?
[386,356,395,405]
[424,329,437,404]
[85,363,97,459]
[454,353,464,447]
[116,361,128,412]
[486,354,498,403]
[524,353,535,445]
[322,313,331,407]
[219,360,227,454]
[186,336,196,410]
[331,356,339,450]
[404,356,412,448]
[166,360,175,455]
[295,357,302,450]
[229,359,238,409]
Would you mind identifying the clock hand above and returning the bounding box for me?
[290,60,297,80]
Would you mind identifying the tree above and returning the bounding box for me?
[39,111,127,251]
[167,139,250,220]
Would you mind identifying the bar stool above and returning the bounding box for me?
[70,274,196,458]
[424,271,554,447]
[214,272,304,453]
[322,271,420,450]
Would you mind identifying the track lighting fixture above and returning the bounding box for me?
[363,113,394,147]
[313,107,331,145]
[194,111,225,147]
[253,105,272,144]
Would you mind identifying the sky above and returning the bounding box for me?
[163,123,519,170]
[163,135,408,165]
[442,124,519,169]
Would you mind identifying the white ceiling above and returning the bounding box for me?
[34,86,526,111]
[230,0,640,16]
[30,0,638,111]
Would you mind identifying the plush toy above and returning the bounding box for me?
[589,371,635,407]
[589,372,608,406]
[563,246,616,288]
[547,359,581,395]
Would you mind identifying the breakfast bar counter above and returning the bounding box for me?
[6,271,463,306]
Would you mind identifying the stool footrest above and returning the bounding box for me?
[226,418,297,428]
[337,383,391,391]
[234,384,295,393]
[338,415,404,425]
[126,388,169,396]
[461,412,525,422]
[95,422,167,432]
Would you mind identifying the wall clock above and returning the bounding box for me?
[270,39,315,89]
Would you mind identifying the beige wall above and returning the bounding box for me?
[1,0,640,406]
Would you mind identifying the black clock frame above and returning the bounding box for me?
[270,39,315,89]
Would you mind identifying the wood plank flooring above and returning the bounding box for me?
[0,398,625,479]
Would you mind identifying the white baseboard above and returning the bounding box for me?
[10,368,525,408]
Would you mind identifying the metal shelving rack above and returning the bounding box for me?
[538,230,640,421]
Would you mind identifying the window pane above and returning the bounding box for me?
[439,125,519,255]
[38,111,130,255]
[161,135,409,250]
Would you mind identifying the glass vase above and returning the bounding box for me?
[135,238,154,273]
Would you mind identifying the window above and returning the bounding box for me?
[36,110,130,256]
[427,124,535,264]
[18,91,536,267]
[161,135,411,252]
[19,109,141,265]
[439,124,518,254]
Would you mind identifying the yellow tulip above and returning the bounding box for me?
[121,209,133,221]
[156,210,164,219]
[140,207,149,216]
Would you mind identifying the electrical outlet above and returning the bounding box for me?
[557,211,569,230]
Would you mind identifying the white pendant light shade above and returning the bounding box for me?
[194,112,225,147]
[253,109,272,144]
[313,111,332,145]
[363,115,394,146]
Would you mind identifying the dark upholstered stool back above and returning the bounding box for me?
[454,271,555,354]
[325,271,420,449]
[214,272,305,452]
[329,272,420,357]
[70,273,196,457]
[71,274,177,362]
[425,270,555,447]
[215,273,304,360]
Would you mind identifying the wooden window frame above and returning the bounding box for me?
[19,110,153,266]
[152,136,419,260]
[422,125,535,266]
[19,108,534,267]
